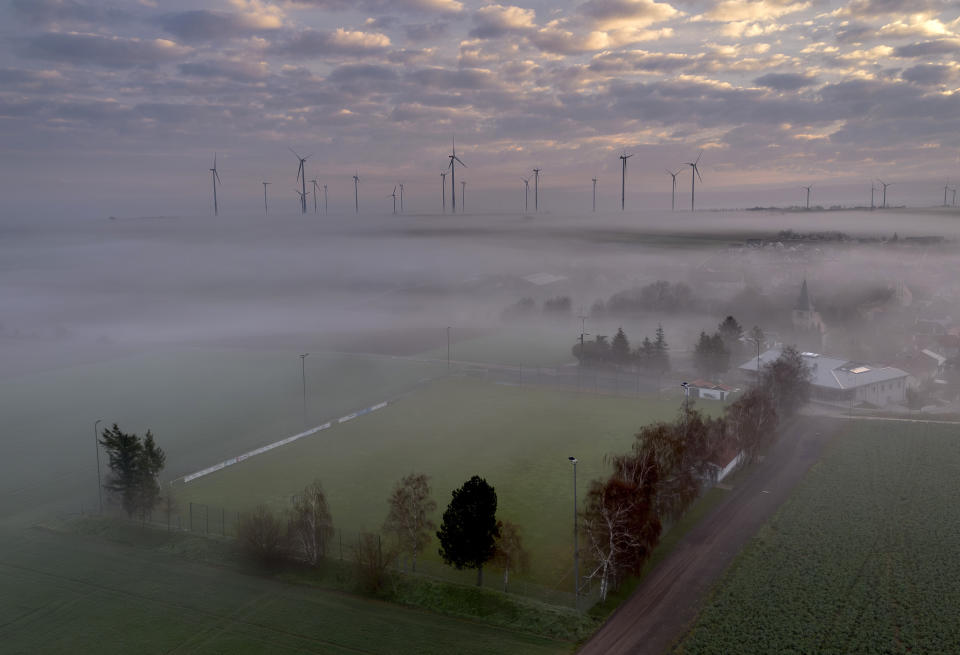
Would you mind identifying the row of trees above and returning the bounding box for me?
[501,295,572,320]
[592,281,696,316]
[581,346,811,601]
[573,325,670,372]
[99,424,166,521]
[693,317,765,379]
[236,473,529,593]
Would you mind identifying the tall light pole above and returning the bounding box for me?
[300,353,309,426]
[568,456,579,612]
[94,419,103,513]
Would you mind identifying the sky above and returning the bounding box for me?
[1,0,960,216]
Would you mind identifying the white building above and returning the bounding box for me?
[739,348,909,407]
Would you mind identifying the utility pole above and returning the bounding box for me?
[568,456,579,612]
[94,419,103,513]
[300,353,309,426]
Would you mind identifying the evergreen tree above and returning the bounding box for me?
[99,424,165,519]
[611,327,631,366]
[718,316,743,355]
[653,323,670,372]
[437,476,500,585]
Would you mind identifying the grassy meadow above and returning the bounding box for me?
[176,377,711,587]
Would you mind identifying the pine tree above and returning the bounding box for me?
[437,476,500,586]
[611,327,631,366]
[653,323,670,372]
[99,424,165,519]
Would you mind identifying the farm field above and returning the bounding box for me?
[674,420,960,654]
[177,377,709,587]
[0,348,445,524]
[0,526,571,655]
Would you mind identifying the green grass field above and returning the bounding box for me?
[674,420,960,654]
[0,525,572,654]
[0,348,445,523]
[177,377,702,588]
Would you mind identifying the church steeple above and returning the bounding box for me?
[795,278,812,311]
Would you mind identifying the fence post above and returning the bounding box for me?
[221,507,225,537]
[189,502,193,531]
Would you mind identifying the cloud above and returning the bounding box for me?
[270,28,391,56]
[469,4,537,38]
[589,49,694,74]
[879,14,951,39]
[578,0,680,30]
[901,63,953,85]
[178,59,270,82]
[754,72,819,90]
[10,0,131,26]
[699,0,809,23]
[405,21,450,42]
[893,38,960,57]
[408,67,497,89]
[839,0,948,18]
[284,0,463,13]
[21,32,188,69]
[159,10,281,42]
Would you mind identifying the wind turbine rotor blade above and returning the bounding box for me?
[289,147,302,159]
[694,150,703,165]
[215,170,222,185]
[695,166,703,182]
[454,156,466,167]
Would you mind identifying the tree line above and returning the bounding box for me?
[573,324,670,371]
[581,346,811,601]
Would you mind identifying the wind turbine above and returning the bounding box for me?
[619,152,633,211]
[390,185,397,214]
[684,151,703,211]
[209,153,221,216]
[447,137,466,213]
[323,184,328,214]
[944,183,951,207]
[295,187,310,212]
[666,168,681,211]
[399,183,404,213]
[870,181,876,210]
[290,148,311,214]
[311,179,320,214]
[353,172,360,214]
[953,187,957,207]
[440,172,447,213]
[262,181,270,215]
[592,177,597,212]
[533,168,541,212]
[521,177,530,213]
[877,179,891,208]
[801,185,812,210]
[461,180,466,212]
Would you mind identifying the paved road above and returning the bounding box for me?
[579,416,838,655]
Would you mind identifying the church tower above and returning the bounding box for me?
[793,279,815,331]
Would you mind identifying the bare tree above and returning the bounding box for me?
[383,473,436,572]
[580,448,661,602]
[353,531,396,594]
[288,480,335,566]
[237,505,286,564]
[492,520,530,592]
[761,345,812,418]
[726,386,779,464]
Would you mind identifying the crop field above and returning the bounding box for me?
[176,377,706,587]
[674,420,960,654]
[0,526,571,655]
[0,348,445,523]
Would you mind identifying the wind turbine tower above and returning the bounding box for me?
[870,181,876,210]
[209,153,221,216]
[353,173,360,214]
[447,138,466,213]
[262,181,270,215]
[666,168,681,211]
[323,184,328,214]
[944,184,950,207]
[802,185,812,210]
[877,180,891,208]
[391,186,397,214]
[290,148,311,214]
[311,180,320,214]
[619,152,633,211]
[684,151,703,211]
[592,177,597,212]
[440,172,447,213]
[533,168,541,211]
[521,177,529,213]
[399,183,404,213]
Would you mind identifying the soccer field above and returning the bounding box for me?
[176,377,703,587]
[674,420,960,654]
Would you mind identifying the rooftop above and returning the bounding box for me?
[739,348,908,390]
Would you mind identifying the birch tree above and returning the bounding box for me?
[383,473,436,572]
[289,480,334,566]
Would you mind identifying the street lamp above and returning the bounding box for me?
[94,419,103,513]
[568,456,579,612]
[300,353,309,426]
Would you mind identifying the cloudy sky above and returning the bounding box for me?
[1,0,959,216]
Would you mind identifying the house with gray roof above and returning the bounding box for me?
[739,348,909,407]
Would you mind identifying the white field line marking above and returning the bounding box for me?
[180,399,391,484]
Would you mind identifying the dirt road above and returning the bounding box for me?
[579,416,838,655]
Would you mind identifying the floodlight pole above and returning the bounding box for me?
[300,353,309,426]
[94,419,103,513]
[569,456,579,612]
